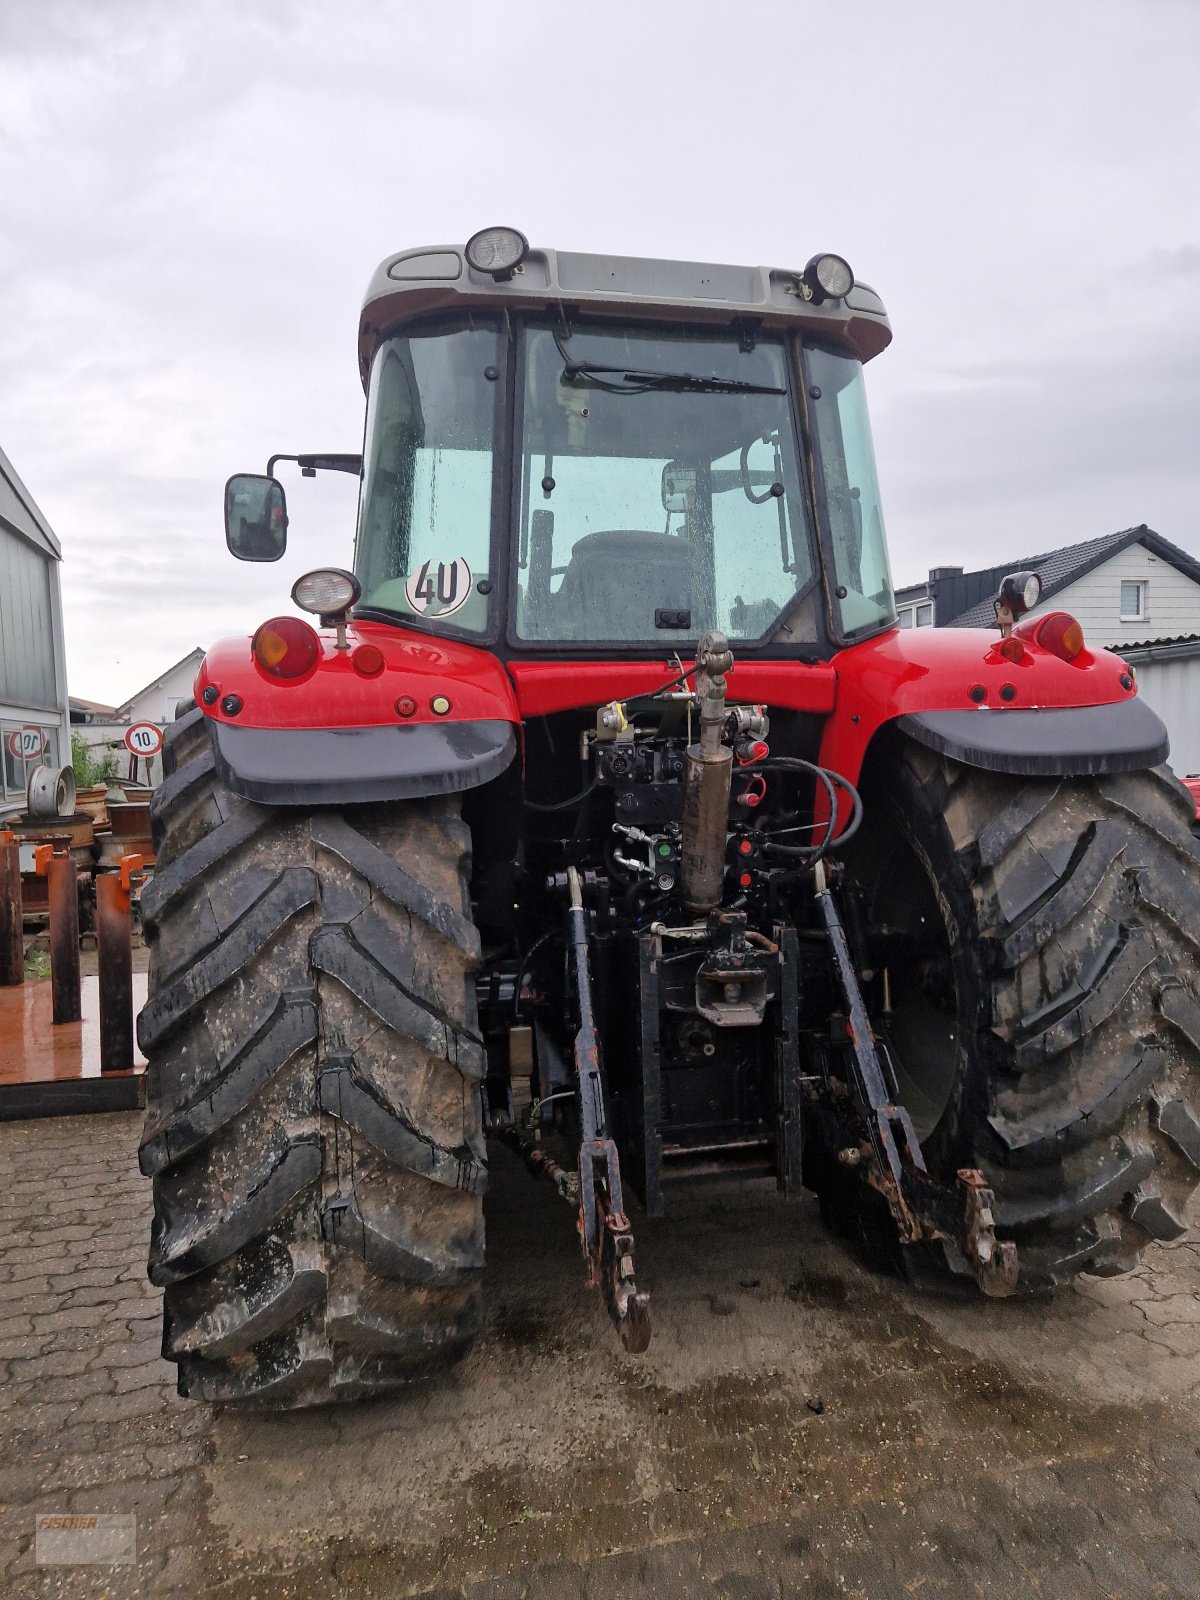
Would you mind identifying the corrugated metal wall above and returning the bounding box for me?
[0,528,57,710]
[1134,656,1200,778]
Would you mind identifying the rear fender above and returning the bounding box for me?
[818,627,1167,792]
[194,621,519,806]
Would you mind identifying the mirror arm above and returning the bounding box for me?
[266,453,363,479]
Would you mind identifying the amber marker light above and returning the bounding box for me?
[252,617,320,680]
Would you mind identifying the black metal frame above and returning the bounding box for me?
[610,923,804,1218]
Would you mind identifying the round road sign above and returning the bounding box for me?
[6,727,48,760]
[124,722,164,757]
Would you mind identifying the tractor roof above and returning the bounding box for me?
[359,239,891,389]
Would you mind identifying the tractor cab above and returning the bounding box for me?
[229,231,898,658]
[353,313,895,654]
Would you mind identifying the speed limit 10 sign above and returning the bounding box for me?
[5,727,48,760]
[124,722,164,757]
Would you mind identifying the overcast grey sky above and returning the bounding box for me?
[2,0,1198,703]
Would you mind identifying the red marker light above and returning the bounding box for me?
[352,643,385,677]
[738,838,753,855]
[252,617,320,680]
[395,695,417,717]
[1033,612,1085,662]
[738,871,753,889]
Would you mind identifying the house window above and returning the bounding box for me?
[915,603,934,627]
[897,606,914,628]
[1120,580,1146,622]
[1,721,59,801]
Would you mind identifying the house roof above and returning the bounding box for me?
[932,526,1200,629]
[114,647,205,718]
[0,441,61,560]
[1116,633,1200,664]
[69,696,118,717]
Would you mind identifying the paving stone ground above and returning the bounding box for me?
[1,1111,1198,1598]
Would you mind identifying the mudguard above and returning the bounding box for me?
[211,719,517,805]
[193,621,520,806]
[818,626,1166,785]
[894,699,1167,778]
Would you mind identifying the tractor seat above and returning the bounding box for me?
[552,530,692,639]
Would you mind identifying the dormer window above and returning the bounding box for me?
[1120,580,1147,623]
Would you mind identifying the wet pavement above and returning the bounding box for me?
[1,1111,1198,1597]
[0,974,146,1088]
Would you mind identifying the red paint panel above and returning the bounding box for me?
[192,613,1140,801]
[195,621,519,730]
[818,626,1140,783]
[508,659,838,718]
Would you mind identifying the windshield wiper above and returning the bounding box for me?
[562,360,784,396]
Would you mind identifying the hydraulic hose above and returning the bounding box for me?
[738,756,864,864]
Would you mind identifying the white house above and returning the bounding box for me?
[115,648,205,726]
[896,526,1200,777]
[73,647,205,789]
[0,445,71,818]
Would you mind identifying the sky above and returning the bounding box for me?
[1,0,1198,705]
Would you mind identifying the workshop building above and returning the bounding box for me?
[0,445,70,819]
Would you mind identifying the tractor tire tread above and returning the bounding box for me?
[838,736,1200,1290]
[138,717,485,1405]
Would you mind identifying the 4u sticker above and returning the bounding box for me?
[404,557,473,618]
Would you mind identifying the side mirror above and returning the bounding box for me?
[224,474,288,562]
[661,461,696,515]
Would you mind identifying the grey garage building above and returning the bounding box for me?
[0,444,70,819]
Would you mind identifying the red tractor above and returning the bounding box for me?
[138,229,1200,1405]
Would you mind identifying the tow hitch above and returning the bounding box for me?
[812,862,1019,1296]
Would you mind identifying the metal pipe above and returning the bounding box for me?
[0,832,22,987]
[46,852,81,1024]
[96,872,134,1072]
[680,630,734,911]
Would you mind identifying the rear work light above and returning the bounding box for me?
[292,568,361,618]
[252,616,321,679]
[1029,611,1086,662]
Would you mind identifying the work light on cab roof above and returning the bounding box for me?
[802,252,854,303]
[464,226,529,279]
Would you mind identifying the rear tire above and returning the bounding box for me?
[819,737,1200,1290]
[137,709,486,1405]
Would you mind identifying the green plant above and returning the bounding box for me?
[70,731,119,789]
